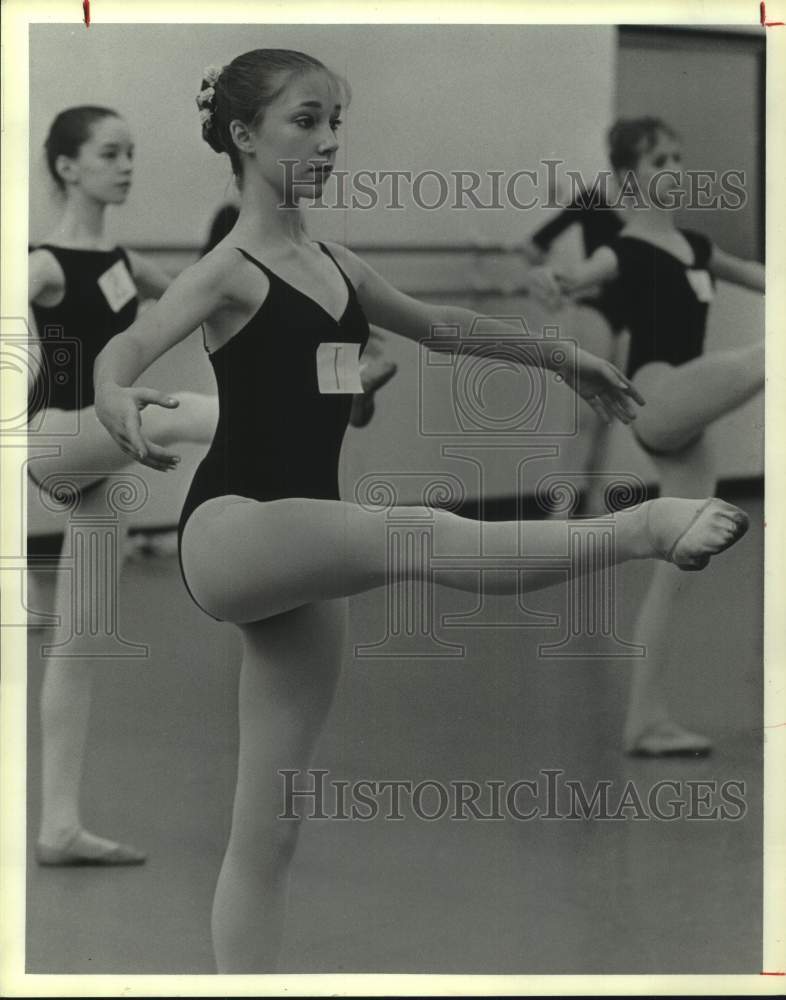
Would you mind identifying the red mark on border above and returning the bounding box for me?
[761,971,785,975]
[761,2,785,25]
[83,0,90,27]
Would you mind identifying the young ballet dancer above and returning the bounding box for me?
[523,180,626,336]
[518,180,627,517]
[528,117,764,756]
[93,52,749,970]
[28,106,220,865]
[200,199,398,427]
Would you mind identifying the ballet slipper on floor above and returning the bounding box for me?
[349,359,398,428]
[626,723,713,758]
[35,828,147,867]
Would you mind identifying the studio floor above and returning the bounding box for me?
[25,493,763,975]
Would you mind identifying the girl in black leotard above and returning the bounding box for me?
[524,184,626,335]
[532,117,764,757]
[518,184,627,518]
[93,54,749,971]
[28,106,218,866]
[200,200,397,428]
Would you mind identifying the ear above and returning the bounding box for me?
[229,119,256,157]
[54,153,78,186]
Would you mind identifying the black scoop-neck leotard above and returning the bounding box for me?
[177,242,370,616]
[610,228,715,378]
[29,244,139,418]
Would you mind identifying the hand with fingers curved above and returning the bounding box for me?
[525,265,566,312]
[95,383,182,471]
[554,347,646,425]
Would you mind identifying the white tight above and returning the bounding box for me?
[180,495,655,626]
[30,394,217,846]
[630,344,764,455]
[619,343,763,745]
[188,496,647,970]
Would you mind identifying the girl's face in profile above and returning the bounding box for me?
[632,130,683,206]
[59,117,135,204]
[246,71,343,201]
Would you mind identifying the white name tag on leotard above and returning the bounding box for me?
[97,259,137,313]
[686,269,714,304]
[316,342,363,394]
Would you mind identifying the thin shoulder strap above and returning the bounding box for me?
[317,241,355,297]
[234,246,274,277]
[682,229,712,270]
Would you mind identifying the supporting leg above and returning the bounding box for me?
[623,436,719,755]
[211,599,347,972]
[36,487,145,863]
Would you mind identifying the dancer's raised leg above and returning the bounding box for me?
[28,393,217,491]
[181,493,749,626]
[632,345,764,455]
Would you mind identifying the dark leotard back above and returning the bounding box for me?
[178,243,370,613]
[531,194,626,333]
[29,245,139,418]
[610,229,714,378]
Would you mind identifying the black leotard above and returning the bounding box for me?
[29,245,138,418]
[610,229,715,378]
[178,243,370,613]
[531,194,626,333]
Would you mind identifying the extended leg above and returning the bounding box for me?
[28,393,217,491]
[632,344,764,454]
[180,493,749,626]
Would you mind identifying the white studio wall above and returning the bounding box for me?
[29,24,616,248]
[26,24,764,535]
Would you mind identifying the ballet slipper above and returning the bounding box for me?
[626,723,712,758]
[646,498,749,571]
[349,359,398,428]
[35,828,146,866]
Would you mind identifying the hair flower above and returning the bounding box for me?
[202,65,223,87]
[196,85,216,109]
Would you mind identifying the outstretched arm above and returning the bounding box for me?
[524,245,619,311]
[126,250,175,302]
[528,206,579,257]
[554,245,619,296]
[27,250,63,392]
[93,251,234,468]
[709,247,764,292]
[327,242,643,425]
